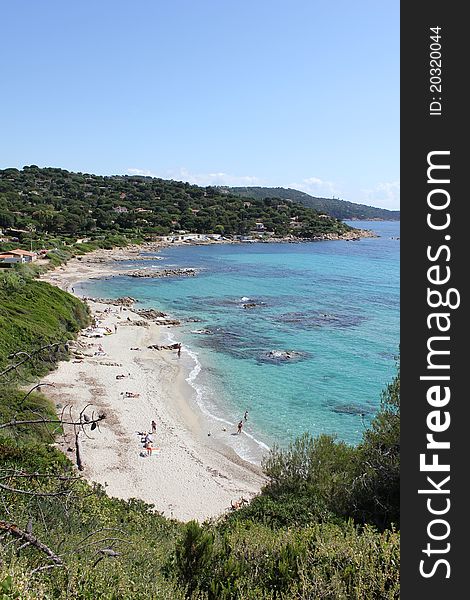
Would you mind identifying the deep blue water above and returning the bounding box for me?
[78,221,399,460]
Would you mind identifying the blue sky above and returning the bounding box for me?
[1,1,399,209]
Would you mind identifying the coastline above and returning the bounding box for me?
[38,226,381,521]
[41,257,267,522]
[41,224,376,292]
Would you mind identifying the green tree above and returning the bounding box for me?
[353,361,400,529]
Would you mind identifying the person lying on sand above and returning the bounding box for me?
[130,347,141,351]
[121,391,140,398]
[115,374,128,379]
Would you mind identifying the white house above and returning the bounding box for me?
[0,249,37,266]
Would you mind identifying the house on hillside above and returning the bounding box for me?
[0,253,18,266]
[0,249,38,266]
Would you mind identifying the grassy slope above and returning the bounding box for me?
[0,273,89,380]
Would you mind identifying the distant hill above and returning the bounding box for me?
[225,187,400,221]
[0,166,357,242]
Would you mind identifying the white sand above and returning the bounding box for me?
[43,271,266,521]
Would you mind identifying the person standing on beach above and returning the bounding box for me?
[151,420,157,434]
[237,420,243,434]
[177,343,182,358]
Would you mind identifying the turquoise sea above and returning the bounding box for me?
[77,220,399,463]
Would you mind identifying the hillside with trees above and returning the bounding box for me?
[0,167,355,246]
[226,186,400,221]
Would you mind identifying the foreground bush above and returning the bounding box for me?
[170,519,399,599]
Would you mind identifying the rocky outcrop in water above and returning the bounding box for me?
[134,308,180,326]
[126,268,198,278]
[135,308,167,319]
[260,350,308,363]
[86,296,136,306]
[148,343,181,351]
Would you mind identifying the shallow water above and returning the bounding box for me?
[78,220,399,462]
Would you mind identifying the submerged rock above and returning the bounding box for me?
[331,404,373,416]
[279,310,365,329]
[259,349,308,363]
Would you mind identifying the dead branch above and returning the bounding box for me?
[18,382,56,408]
[0,470,80,497]
[0,520,64,568]
[60,527,121,551]
[30,563,64,576]
[0,482,75,497]
[75,429,83,471]
[92,547,121,568]
[0,342,68,380]
[0,413,105,431]
[0,469,79,482]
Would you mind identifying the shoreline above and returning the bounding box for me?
[40,226,376,292]
[42,258,267,521]
[39,228,381,521]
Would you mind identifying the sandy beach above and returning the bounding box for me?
[41,250,266,522]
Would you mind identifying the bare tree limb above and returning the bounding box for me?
[0,521,64,567]
[17,383,56,408]
[0,413,105,431]
[0,469,79,482]
[0,342,67,380]
[62,527,128,556]
[30,563,64,576]
[0,482,75,497]
[92,548,121,568]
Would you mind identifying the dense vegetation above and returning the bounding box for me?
[0,266,399,597]
[227,187,400,221]
[0,270,89,379]
[0,167,353,249]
